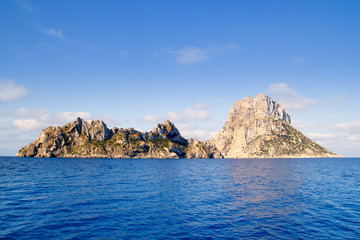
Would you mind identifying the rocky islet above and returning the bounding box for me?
[16,94,340,158]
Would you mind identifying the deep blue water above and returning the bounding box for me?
[1,157,360,239]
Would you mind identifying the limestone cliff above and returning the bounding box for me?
[209,93,340,158]
[16,118,223,159]
[16,93,340,159]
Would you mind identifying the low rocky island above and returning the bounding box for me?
[16,94,340,158]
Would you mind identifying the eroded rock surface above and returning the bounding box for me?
[16,94,340,159]
[209,94,339,158]
[16,118,222,159]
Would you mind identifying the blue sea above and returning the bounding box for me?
[1,157,360,239]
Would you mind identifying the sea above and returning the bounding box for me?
[1,157,359,239]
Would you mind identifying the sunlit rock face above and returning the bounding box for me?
[209,94,339,158]
[16,94,340,159]
[16,118,222,159]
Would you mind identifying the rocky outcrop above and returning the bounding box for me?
[209,93,340,158]
[16,118,223,159]
[16,93,340,159]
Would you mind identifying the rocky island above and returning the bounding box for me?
[16,94,340,158]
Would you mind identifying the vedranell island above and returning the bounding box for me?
[16,94,340,158]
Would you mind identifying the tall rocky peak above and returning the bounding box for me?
[229,93,291,124]
[210,93,339,158]
[71,117,111,141]
[148,120,187,145]
[16,94,339,159]
[86,119,112,141]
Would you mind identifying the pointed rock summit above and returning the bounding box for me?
[16,119,222,159]
[16,93,340,159]
[209,93,339,158]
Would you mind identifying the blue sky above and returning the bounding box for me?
[1,0,360,156]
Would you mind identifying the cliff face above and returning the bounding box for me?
[16,118,223,159]
[16,93,340,159]
[209,94,339,158]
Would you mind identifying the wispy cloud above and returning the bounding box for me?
[43,27,67,39]
[0,123,9,129]
[139,103,216,140]
[140,103,210,124]
[140,115,162,124]
[55,112,91,122]
[291,120,311,130]
[14,107,50,121]
[335,122,360,132]
[166,103,210,122]
[13,119,45,132]
[331,91,347,103]
[16,0,34,12]
[175,123,218,140]
[120,50,129,57]
[291,57,307,63]
[299,121,360,156]
[265,82,316,112]
[92,43,103,52]
[169,42,240,65]
[13,108,92,132]
[306,133,336,140]
[0,79,29,102]
[171,46,208,65]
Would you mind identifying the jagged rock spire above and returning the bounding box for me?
[15,95,339,159]
[210,94,338,158]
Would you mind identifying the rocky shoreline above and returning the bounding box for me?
[16,94,340,159]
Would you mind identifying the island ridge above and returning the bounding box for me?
[16,94,340,158]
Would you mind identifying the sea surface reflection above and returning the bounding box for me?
[1,157,359,239]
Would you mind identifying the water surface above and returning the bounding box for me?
[1,157,359,239]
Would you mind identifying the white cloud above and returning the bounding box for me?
[16,0,34,12]
[224,42,241,51]
[166,104,210,122]
[43,27,66,39]
[175,123,217,140]
[165,111,183,122]
[0,123,9,129]
[333,122,360,144]
[183,107,210,120]
[331,91,347,103]
[182,129,216,140]
[172,46,208,65]
[291,57,307,62]
[13,109,92,132]
[346,134,360,141]
[298,121,360,157]
[291,120,310,130]
[93,115,119,128]
[140,103,211,124]
[14,108,50,121]
[13,119,45,132]
[0,80,29,102]
[120,50,129,57]
[265,82,316,112]
[55,111,91,122]
[335,122,360,132]
[92,43,103,52]
[194,102,208,109]
[140,115,162,124]
[307,133,336,140]
[140,103,215,140]
[170,43,240,65]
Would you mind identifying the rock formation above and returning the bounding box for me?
[16,93,340,158]
[16,118,222,159]
[209,93,339,158]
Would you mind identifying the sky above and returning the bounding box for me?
[1,0,360,156]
